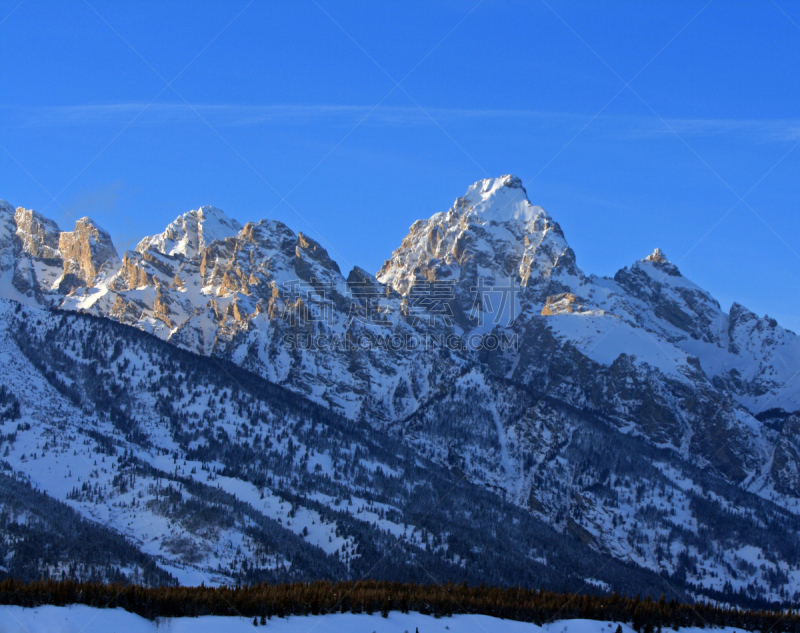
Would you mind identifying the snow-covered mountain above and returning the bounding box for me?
[1,175,799,605]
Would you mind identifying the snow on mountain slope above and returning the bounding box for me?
[0,300,370,585]
[1,187,796,477]
[2,176,800,603]
[400,367,800,603]
[374,177,799,422]
[592,250,800,413]
[0,299,684,598]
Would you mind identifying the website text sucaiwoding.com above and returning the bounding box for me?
[281,331,519,352]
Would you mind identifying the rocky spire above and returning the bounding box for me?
[57,217,120,292]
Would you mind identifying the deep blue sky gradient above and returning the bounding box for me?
[1,0,799,330]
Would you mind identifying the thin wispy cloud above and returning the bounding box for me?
[616,116,800,143]
[5,103,799,142]
[3,103,566,128]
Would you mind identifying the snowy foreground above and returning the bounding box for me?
[0,607,755,633]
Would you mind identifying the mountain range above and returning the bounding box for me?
[1,175,799,606]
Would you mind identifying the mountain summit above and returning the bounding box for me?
[377,175,581,327]
[136,205,243,259]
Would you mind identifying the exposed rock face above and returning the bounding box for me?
[0,202,26,297]
[715,302,800,411]
[771,414,800,496]
[541,292,604,316]
[613,249,724,344]
[1,205,120,302]
[377,175,581,330]
[728,302,780,355]
[54,210,467,421]
[14,207,61,260]
[57,217,120,292]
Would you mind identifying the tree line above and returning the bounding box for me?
[0,578,798,631]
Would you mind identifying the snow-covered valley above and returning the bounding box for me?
[0,607,770,633]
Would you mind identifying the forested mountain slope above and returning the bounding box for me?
[1,175,800,606]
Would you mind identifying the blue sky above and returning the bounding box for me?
[1,0,799,330]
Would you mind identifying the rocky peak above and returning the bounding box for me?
[727,302,768,355]
[377,175,582,303]
[14,207,61,260]
[238,218,295,249]
[613,250,724,345]
[453,175,568,241]
[347,266,394,302]
[57,217,120,292]
[723,302,800,412]
[137,205,242,259]
[729,302,784,335]
[640,248,681,277]
[347,265,381,288]
[295,233,341,276]
[457,174,537,223]
[729,301,759,325]
[223,219,344,283]
[645,247,666,264]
